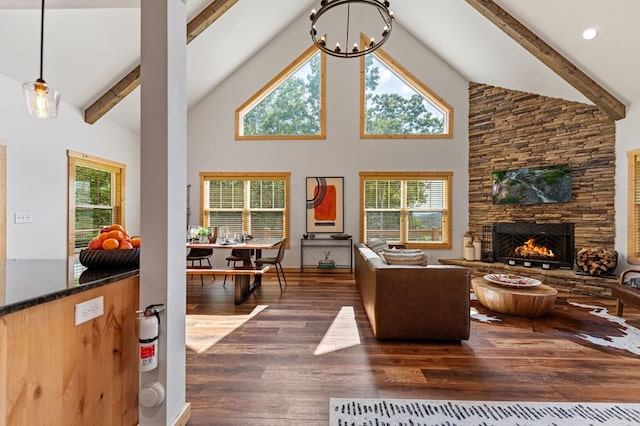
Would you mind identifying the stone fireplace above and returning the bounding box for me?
[492,222,575,269]
[456,83,618,296]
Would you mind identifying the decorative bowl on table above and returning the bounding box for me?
[483,273,541,288]
[330,233,352,240]
[79,248,140,269]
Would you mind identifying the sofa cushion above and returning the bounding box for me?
[623,274,640,289]
[382,248,423,255]
[380,250,428,266]
[366,238,388,253]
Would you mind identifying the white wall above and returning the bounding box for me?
[187,17,470,266]
[0,73,140,259]
[615,100,640,271]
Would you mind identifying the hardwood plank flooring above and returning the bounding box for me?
[185,270,640,425]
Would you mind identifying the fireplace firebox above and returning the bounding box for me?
[492,222,575,269]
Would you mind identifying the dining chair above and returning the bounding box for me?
[223,248,253,286]
[187,247,214,286]
[255,237,288,290]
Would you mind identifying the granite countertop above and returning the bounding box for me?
[0,259,139,316]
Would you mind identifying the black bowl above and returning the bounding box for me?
[79,248,140,269]
[330,233,352,240]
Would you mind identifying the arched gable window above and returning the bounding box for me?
[360,35,453,139]
[235,45,326,140]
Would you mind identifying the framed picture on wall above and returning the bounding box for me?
[306,176,344,233]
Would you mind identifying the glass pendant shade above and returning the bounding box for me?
[24,0,60,118]
[23,78,60,118]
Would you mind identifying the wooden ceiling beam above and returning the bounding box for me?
[84,0,239,125]
[466,0,626,120]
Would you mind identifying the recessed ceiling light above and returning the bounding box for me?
[582,27,599,40]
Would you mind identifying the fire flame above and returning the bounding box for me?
[514,238,554,258]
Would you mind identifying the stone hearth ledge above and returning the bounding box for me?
[439,259,616,297]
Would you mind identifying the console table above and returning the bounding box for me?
[300,238,353,272]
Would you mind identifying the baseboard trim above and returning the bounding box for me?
[171,402,191,426]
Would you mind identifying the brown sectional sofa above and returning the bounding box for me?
[355,243,471,341]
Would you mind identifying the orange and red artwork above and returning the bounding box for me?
[306,177,344,232]
[313,183,337,222]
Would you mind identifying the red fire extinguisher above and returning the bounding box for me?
[138,304,164,372]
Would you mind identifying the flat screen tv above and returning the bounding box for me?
[492,164,571,205]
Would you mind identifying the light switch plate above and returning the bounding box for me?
[75,296,104,326]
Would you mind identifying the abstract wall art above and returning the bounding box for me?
[306,176,344,233]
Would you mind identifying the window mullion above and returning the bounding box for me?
[400,180,407,243]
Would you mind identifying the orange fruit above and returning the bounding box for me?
[102,238,120,250]
[131,237,141,248]
[105,230,125,241]
[98,232,111,241]
[107,224,125,233]
[119,241,134,250]
[88,237,103,250]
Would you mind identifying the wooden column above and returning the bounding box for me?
[139,0,189,424]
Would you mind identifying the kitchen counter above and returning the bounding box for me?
[0,259,140,424]
[0,258,139,316]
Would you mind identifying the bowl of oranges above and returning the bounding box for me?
[79,224,141,269]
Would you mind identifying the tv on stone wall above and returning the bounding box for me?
[491,164,571,205]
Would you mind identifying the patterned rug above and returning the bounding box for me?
[329,398,640,425]
[470,297,640,358]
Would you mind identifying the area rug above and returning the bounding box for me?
[470,297,640,358]
[329,397,640,426]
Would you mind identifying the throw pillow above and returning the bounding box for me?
[382,248,422,255]
[624,275,640,289]
[366,238,388,254]
[381,250,428,266]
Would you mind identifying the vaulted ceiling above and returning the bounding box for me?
[1,0,638,132]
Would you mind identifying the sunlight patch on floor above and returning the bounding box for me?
[186,305,268,353]
[314,306,361,355]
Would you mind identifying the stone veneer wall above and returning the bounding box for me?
[468,82,616,254]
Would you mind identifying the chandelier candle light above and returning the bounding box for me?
[23,0,60,118]
[310,0,394,58]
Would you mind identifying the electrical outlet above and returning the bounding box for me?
[75,296,104,326]
[14,212,32,224]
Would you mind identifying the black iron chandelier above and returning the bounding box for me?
[310,0,394,58]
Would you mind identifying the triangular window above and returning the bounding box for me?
[360,37,453,138]
[236,45,326,139]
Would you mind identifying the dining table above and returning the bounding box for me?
[186,237,284,263]
[186,238,284,301]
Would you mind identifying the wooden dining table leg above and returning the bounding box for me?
[234,275,251,305]
[252,249,263,287]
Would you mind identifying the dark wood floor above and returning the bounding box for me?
[185,270,640,426]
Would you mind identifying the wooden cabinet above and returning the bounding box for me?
[0,275,139,425]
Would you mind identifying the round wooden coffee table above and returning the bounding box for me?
[471,277,558,318]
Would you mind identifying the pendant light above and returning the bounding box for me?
[23,0,60,118]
